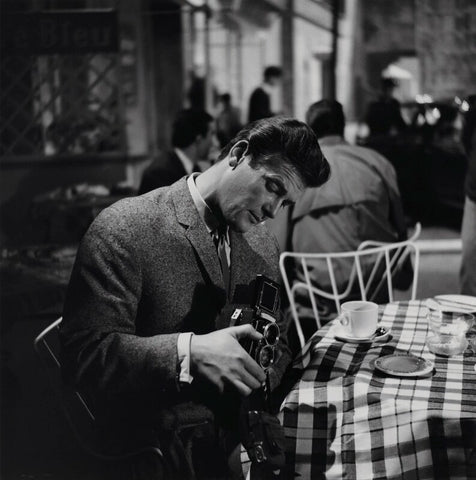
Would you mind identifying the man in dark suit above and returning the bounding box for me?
[248,66,282,123]
[60,117,330,479]
[139,109,216,194]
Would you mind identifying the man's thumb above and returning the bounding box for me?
[228,324,262,341]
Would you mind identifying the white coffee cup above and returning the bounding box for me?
[338,301,379,338]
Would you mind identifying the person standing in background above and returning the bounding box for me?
[248,66,282,123]
[139,109,216,194]
[460,95,476,295]
[365,77,407,139]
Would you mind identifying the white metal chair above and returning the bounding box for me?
[33,318,163,467]
[280,223,421,348]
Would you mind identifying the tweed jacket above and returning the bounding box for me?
[60,177,291,449]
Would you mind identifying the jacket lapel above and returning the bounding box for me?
[170,178,225,291]
[229,231,248,299]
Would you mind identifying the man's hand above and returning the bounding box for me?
[190,324,266,396]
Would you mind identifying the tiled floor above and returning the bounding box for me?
[417,224,462,299]
[417,251,462,298]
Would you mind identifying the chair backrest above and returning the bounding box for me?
[280,223,421,348]
[33,317,162,462]
[33,317,103,456]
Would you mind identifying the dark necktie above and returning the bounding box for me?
[213,229,229,292]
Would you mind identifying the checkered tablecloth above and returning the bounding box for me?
[279,300,476,480]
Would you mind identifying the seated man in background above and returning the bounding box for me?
[139,109,217,194]
[60,117,330,479]
[269,100,409,337]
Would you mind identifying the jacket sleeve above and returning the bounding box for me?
[60,207,180,396]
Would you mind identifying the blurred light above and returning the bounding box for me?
[455,96,462,105]
[358,123,369,138]
[461,100,470,112]
[415,94,433,104]
[425,108,439,125]
[416,113,426,126]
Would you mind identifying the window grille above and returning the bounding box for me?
[0,51,124,157]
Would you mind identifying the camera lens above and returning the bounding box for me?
[263,322,279,346]
[258,344,275,368]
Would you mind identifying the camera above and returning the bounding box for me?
[234,276,287,472]
[231,274,281,370]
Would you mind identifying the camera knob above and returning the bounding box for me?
[254,443,267,463]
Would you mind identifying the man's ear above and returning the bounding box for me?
[229,140,249,168]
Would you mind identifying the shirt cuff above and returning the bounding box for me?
[177,332,194,384]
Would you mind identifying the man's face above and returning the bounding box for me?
[197,122,218,160]
[218,155,304,233]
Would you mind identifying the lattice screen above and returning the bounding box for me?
[0,52,123,156]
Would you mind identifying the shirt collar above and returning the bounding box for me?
[175,147,194,175]
[186,174,227,236]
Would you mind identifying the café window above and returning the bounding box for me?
[0,8,124,157]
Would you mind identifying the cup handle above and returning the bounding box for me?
[338,311,350,327]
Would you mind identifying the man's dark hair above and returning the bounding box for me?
[171,109,214,148]
[306,100,345,138]
[218,117,330,188]
[263,66,282,82]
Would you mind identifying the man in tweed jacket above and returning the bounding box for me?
[60,117,330,479]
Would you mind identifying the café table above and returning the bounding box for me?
[278,300,476,479]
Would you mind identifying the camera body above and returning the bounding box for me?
[233,276,287,471]
[231,274,281,370]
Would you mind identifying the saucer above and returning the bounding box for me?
[374,354,434,377]
[333,324,390,344]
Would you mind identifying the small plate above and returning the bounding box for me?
[333,324,390,344]
[374,354,434,377]
[434,295,476,313]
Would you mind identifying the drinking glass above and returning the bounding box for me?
[466,324,476,355]
[426,310,475,356]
